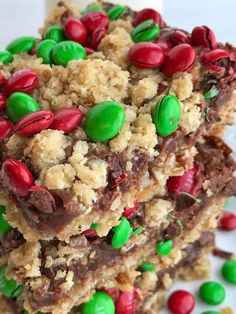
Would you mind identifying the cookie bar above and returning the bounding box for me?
[1,136,234,314]
[0,231,214,314]
[0,193,223,314]
[0,2,236,243]
[0,1,236,313]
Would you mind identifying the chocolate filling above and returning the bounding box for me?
[17,190,81,233]
[0,229,24,258]
[196,137,236,196]
[154,231,215,291]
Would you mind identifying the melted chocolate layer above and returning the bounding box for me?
[0,229,24,258]
[196,136,236,195]
[17,190,81,233]
[155,231,214,291]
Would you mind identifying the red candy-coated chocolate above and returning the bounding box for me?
[101,288,120,301]
[123,200,139,219]
[64,17,88,45]
[219,212,236,231]
[155,37,173,54]
[14,110,54,136]
[2,158,34,196]
[167,167,197,196]
[83,229,97,238]
[0,117,14,140]
[0,94,7,111]
[4,69,39,96]
[169,30,190,46]
[129,42,164,69]
[0,73,6,88]
[81,11,109,33]
[85,47,95,55]
[115,290,136,314]
[162,44,196,77]
[111,172,128,189]
[88,27,107,50]
[168,290,195,314]
[201,49,233,73]
[191,25,217,49]
[51,108,84,134]
[133,8,165,28]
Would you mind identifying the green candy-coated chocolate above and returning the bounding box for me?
[107,5,128,20]
[0,265,23,297]
[45,25,65,43]
[112,217,132,249]
[91,223,100,230]
[0,50,13,64]
[52,41,87,67]
[37,39,57,64]
[0,205,12,235]
[6,92,40,122]
[201,311,220,314]
[82,291,115,314]
[6,36,36,54]
[199,281,225,305]
[221,259,236,284]
[156,239,173,256]
[152,94,181,137]
[84,101,125,142]
[131,19,160,43]
[82,4,104,14]
[204,87,219,100]
[139,262,155,272]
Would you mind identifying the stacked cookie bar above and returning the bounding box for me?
[0,2,236,313]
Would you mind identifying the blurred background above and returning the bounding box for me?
[0,1,235,313]
[0,0,236,48]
